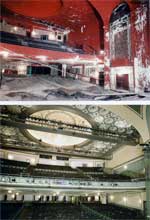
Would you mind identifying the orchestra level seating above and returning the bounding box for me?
[0,202,144,220]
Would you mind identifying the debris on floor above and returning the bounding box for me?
[0,75,149,101]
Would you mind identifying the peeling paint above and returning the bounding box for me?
[135,5,147,32]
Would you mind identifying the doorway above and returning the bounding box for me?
[99,72,104,86]
[116,74,129,90]
[27,66,51,75]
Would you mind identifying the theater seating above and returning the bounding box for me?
[0,158,29,176]
[0,202,144,220]
[0,202,23,220]
[0,158,131,181]
[31,163,84,179]
[84,203,144,220]
[0,31,84,54]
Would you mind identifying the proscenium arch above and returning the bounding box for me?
[102,105,149,143]
[87,0,104,50]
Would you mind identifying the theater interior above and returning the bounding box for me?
[0,105,150,219]
[0,0,150,100]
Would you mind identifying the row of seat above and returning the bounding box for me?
[0,31,84,54]
[0,158,29,168]
[0,202,144,220]
[0,158,130,181]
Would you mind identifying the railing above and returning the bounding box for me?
[0,174,145,190]
[0,169,134,181]
[0,31,84,54]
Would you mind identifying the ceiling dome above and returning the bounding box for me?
[26,109,92,148]
[2,0,62,18]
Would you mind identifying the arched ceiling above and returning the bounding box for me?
[0,105,142,159]
[1,0,63,18]
[102,105,150,143]
[1,0,104,52]
[1,0,126,23]
[1,0,144,53]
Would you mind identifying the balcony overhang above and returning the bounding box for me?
[0,43,103,65]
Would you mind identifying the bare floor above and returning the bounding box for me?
[0,75,149,101]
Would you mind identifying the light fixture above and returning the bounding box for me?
[49,33,55,40]
[36,55,47,62]
[100,50,104,55]
[16,192,19,196]
[110,195,114,201]
[105,32,109,38]
[0,51,9,58]
[70,164,77,169]
[13,26,18,31]
[11,194,15,199]
[123,196,127,202]
[30,158,36,165]
[123,165,128,170]
[8,154,14,160]
[139,199,142,204]
[8,190,12,194]
[88,197,91,202]
[32,30,37,36]
[17,64,26,72]
[95,195,99,201]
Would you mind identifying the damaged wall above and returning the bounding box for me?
[1,0,149,92]
[132,4,150,93]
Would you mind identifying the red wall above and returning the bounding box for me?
[2,0,150,90]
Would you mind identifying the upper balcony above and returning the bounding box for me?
[0,158,145,191]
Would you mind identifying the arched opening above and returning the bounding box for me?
[4,194,7,201]
[109,2,131,91]
[110,2,131,61]
[87,1,104,51]
[46,195,50,202]
[91,6,104,51]
[87,2,105,86]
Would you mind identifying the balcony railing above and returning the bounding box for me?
[0,174,145,190]
[0,31,84,54]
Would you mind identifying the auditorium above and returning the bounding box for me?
[0,0,150,100]
[0,105,150,219]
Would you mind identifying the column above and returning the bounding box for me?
[131,5,148,94]
[103,25,111,90]
[28,66,32,77]
[143,143,150,220]
[62,64,67,78]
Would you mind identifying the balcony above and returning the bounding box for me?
[0,31,84,54]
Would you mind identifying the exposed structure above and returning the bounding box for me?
[0,0,149,99]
